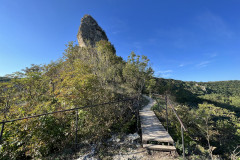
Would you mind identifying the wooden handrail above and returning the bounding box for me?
[167,99,187,131]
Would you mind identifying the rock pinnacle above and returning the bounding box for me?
[77,14,108,47]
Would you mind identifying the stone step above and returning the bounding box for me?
[143,144,176,151]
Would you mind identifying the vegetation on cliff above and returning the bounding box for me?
[1,13,239,159]
[0,41,154,159]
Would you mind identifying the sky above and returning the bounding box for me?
[0,0,240,82]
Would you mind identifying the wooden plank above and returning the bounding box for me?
[140,110,174,143]
[140,96,175,144]
[143,144,176,151]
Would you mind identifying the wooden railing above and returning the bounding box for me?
[0,97,138,150]
[153,93,187,159]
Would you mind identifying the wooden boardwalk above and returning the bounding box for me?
[140,96,176,152]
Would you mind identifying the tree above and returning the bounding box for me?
[195,103,218,160]
[123,52,154,97]
[146,78,156,96]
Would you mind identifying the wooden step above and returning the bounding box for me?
[143,144,176,151]
[140,96,176,152]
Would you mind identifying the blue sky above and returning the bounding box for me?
[0,0,239,82]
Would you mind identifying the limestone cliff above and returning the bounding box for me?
[77,14,108,47]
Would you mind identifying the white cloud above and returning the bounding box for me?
[178,63,185,67]
[210,53,217,58]
[197,11,233,38]
[178,62,193,68]
[108,18,128,35]
[196,61,210,68]
[155,70,173,78]
[203,52,218,58]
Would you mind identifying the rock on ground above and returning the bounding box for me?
[75,132,178,160]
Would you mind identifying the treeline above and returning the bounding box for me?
[199,80,240,96]
[153,78,240,159]
[0,77,11,82]
[0,41,154,159]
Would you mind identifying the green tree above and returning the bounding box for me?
[146,78,156,96]
[195,103,218,160]
[123,52,154,97]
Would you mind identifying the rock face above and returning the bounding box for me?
[77,14,108,47]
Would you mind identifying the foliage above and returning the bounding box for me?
[153,78,240,159]
[0,40,152,159]
[0,77,11,82]
[123,52,154,96]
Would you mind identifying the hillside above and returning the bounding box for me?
[152,78,240,159]
[0,15,155,160]
[1,13,239,159]
[154,78,240,106]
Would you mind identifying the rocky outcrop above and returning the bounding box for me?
[77,14,108,47]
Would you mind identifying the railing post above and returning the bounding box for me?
[165,95,169,132]
[181,125,185,159]
[136,98,140,132]
[0,122,5,144]
[75,110,79,150]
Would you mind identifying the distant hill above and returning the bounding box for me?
[155,77,240,97]
[153,78,240,108]
[198,80,240,96]
[0,77,11,82]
